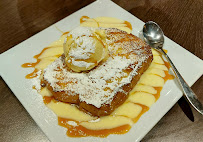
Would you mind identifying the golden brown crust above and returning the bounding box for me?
[46,82,80,104]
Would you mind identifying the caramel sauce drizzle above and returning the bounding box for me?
[152,54,174,100]
[153,87,163,100]
[124,21,132,30]
[25,68,39,79]
[80,16,90,23]
[164,70,175,81]
[80,16,100,27]
[80,16,132,30]
[43,96,54,104]
[21,47,51,79]
[62,31,69,36]
[58,117,131,137]
[132,103,149,123]
[161,55,175,81]
[55,103,148,137]
[163,49,168,53]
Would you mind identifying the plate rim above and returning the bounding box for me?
[0,0,203,141]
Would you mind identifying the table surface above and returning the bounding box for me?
[0,0,202,141]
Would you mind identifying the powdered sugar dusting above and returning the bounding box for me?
[68,35,95,60]
[43,28,152,108]
[69,26,93,38]
[32,70,42,92]
[67,121,78,126]
[68,27,95,58]
[71,59,94,68]
[64,27,98,69]
[88,118,100,122]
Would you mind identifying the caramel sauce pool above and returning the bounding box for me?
[58,117,131,137]
[80,16,90,23]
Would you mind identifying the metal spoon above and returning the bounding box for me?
[143,21,203,115]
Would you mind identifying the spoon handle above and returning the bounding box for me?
[159,48,203,115]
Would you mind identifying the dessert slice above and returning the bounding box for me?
[43,27,153,117]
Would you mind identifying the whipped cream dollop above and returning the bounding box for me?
[63,27,108,72]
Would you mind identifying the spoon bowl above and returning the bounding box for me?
[143,21,164,50]
[142,21,203,115]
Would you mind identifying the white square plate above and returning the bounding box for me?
[0,0,203,141]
